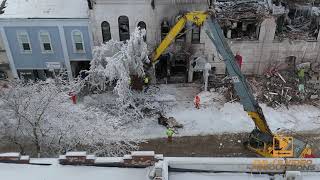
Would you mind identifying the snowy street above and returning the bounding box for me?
[123,84,320,139]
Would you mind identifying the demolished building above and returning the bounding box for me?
[273,0,320,41]
[89,0,320,84]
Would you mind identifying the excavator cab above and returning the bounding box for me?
[246,129,274,157]
[246,129,312,158]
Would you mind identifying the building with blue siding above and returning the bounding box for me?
[0,0,93,80]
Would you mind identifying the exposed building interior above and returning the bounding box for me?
[274,0,320,40]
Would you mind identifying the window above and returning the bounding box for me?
[137,21,146,41]
[39,31,53,53]
[17,31,32,53]
[118,16,130,41]
[191,26,201,44]
[72,30,85,53]
[101,21,111,42]
[161,19,170,40]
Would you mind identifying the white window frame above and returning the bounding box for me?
[71,30,85,53]
[17,31,32,54]
[39,31,53,54]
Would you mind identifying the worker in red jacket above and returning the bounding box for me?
[235,51,243,70]
[194,95,200,109]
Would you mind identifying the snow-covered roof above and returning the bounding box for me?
[95,157,123,164]
[0,163,150,180]
[123,155,132,160]
[0,152,20,157]
[58,155,66,159]
[0,0,88,19]
[86,155,96,160]
[131,151,155,157]
[20,156,30,160]
[65,151,87,156]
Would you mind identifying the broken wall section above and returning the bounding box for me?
[274,0,320,41]
[204,16,320,75]
[215,1,270,41]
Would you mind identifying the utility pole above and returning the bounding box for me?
[0,0,7,15]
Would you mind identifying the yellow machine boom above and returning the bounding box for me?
[152,11,209,63]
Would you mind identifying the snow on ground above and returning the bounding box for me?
[124,84,320,139]
[65,84,320,139]
[0,163,150,180]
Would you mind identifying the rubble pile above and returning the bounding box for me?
[253,72,306,108]
[275,4,320,40]
[209,63,320,108]
[214,1,270,40]
[215,1,269,20]
[215,1,270,22]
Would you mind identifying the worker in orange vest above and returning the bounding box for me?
[194,95,200,109]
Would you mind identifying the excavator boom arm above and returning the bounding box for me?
[205,16,272,135]
[152,11,209,63]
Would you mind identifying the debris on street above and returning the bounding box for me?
[158,113,183,129]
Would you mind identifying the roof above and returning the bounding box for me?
[0,163,150,180]
[65,151,87,156]
[1,157,320,180]
[131,151,155,157]
[0,152,20,157]
[0,0,88,19]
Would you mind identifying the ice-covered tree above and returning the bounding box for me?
[78,27,152,123]
[0,28,154,157]
[0,79,142,157]
[84,27,148,92]
[0,80,68,156]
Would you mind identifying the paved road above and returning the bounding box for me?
[139,132,320,157]
[139,133,256,157]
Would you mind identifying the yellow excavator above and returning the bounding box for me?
[151,9,312,158]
